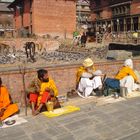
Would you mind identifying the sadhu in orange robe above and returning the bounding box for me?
[0,86,18,121]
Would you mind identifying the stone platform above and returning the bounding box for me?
[1,91,140,140]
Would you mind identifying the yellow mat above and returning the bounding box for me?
[42,105,80,118]
[126,91,140,98]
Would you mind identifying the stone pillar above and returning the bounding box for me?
[131,17,133,31]
[95,22,98,44]
[124,18,126,32]
[117,19,119,32]
[111,20,113,32]
[138,16,140,30]
[105,21,107,31]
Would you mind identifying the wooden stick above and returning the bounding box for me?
[19,62,27,116]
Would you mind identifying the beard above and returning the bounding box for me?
[42,78,49,82]
[87,68,93,73]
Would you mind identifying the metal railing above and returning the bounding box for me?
[110,31,140,44]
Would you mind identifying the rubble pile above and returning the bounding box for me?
[0,45,108,65]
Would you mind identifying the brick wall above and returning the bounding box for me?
[33,0,76,37]
[91,0,140,22]
[0,12,13,27]
[100,0,111,20]
[101,7,112,19]
[90,0,111,21]
[0,59,140,104]
[14,0,76,37]
[15,12,22,30]
[131,0,140,15]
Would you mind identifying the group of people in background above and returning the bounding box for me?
[76,58,140,98]
[73,31,87,48]
[0,57,140,122]
[72,23,113,48]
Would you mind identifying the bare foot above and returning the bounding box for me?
[0,120,3,127]
[33,110,40,116]
[32,110,35,116]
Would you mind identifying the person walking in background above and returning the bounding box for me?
[80,32,87,47]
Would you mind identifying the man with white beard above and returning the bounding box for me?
[76,58,103,98]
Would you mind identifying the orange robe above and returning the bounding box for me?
[37,78,58,106]
[27,77,58,106]
[76,66,96,84]
[0,86,18,121]
[115,66,138,82]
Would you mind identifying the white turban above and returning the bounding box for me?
[124,59,133,69]
[83,58,94,68]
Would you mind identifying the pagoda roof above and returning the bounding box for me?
[8,0,22,8]
[0,2,13,12]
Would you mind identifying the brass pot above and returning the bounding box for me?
[46,101,54,112]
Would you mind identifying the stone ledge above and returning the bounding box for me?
[63,91,140,107]
[18,91,140,117]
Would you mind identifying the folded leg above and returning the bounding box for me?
[0,104,18,121]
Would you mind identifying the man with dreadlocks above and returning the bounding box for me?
[27,69,60,116]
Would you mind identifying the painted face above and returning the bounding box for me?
[42,73,49,82]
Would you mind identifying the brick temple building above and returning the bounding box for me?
[8,0,76,38]
[90,0,140,32]
[76,0,91,27]
[0,0,14,37]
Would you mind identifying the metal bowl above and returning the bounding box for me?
[5,120,16,125]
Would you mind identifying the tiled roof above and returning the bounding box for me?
[0,2,13,12]
[0,0,14,2]
[8,0,21,8]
